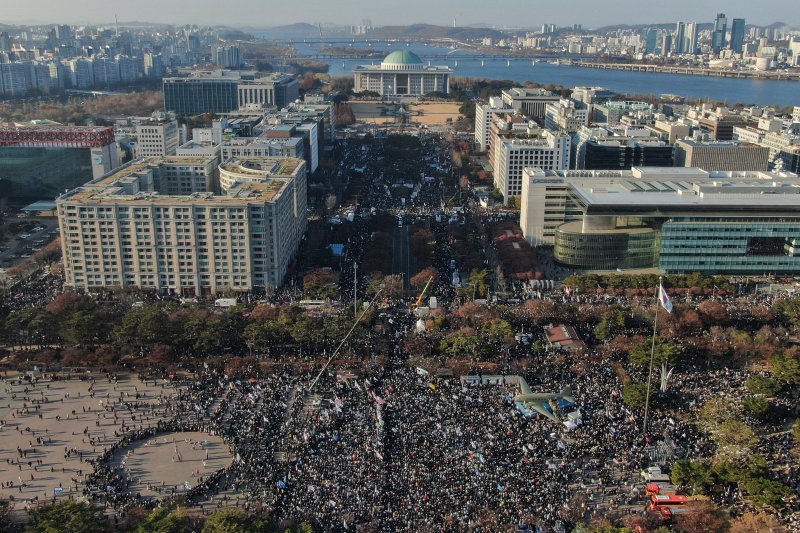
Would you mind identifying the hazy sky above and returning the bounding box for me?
[4,0,798,28]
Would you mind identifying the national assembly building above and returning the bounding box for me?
[353,50,452,97]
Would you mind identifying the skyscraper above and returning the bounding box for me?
[674,22,686,54]
[685,22,699,54]
[730,18,746,53]
[661,33,672,56]
[645,28,658,54]
[712,13,727,53]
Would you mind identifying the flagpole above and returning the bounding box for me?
[642,276,661,438]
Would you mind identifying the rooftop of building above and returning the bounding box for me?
[676,139,763,148]
[382,50,423,66]
[219,157,304,178]
[503,87,557,98]
[165,69,295,83]
[59,156,302,206]
[523,167,800,211]
[223,135,303,148]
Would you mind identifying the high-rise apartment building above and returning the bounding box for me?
[215,45,241,69]
[685,22,699,54]
[57,156,308,294]
[674,22,686,54]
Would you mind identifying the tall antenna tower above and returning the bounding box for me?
[115,14,119,38]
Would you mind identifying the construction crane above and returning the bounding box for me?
[411,276,434,309]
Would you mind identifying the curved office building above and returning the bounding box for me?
[554,221,659,270]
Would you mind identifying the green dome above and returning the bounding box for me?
[382,50,423,66]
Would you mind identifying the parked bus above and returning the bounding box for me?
[648,493,689,521]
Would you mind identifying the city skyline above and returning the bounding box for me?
[3,0,799,29]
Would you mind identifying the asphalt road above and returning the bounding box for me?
[391,223,412,291]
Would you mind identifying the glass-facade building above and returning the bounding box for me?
[659,218,800,274]
[522,167,800,275]
[163,78,239,116]
[0,146,91,201]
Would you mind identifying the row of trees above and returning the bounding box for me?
[11,499,312,533]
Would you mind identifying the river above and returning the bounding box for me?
[278,38,799,107]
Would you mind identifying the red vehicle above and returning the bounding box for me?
[648,493,690,522]
[645,483,678,496]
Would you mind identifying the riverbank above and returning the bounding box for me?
[574,61,800,82]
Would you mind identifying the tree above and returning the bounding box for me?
[135,507,196,533]
[743,477,793,509]
[411,267,439,288]
[32,500,106,533]
[594,307,629,341]
[772,297,800,326]
[628,337,681,368]
[481,318,514,346]
[697,300,730,326]
[673,502,730,533]
[202,509,270,533]
[742,397,773,422]
[622,382,652,409]
[463,269,490,299]
[729,512,785,533]
[770,354,800,384]
[698,397,735,432]
[713,419,757,451]
[745,375,782,396]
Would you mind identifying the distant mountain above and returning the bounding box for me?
[367,24,508,40]
[271,23,319,32]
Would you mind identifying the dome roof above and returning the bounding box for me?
[382,50,423,66]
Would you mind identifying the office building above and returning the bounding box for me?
[134,118,180,157]
[501,88,561,122]
[674,140,769,171]
[57,156,307,294]
[474,97,508,151]
[222,134,305,163]
[730,18,746,53]
[712,13,728,53]
[793,107,800,123]
[592,101,655,125]
[573,126,673,170]
[778,146,800,173]
[492,129,570,200]
[0,125,119,199]
[163,70,299,116]
[544,99,589,133]
[571,87,615,105]
[645,29,658,54]
[353,50,451,96]
[519,166,800,273]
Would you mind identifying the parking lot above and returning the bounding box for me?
[0,213,60,269]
